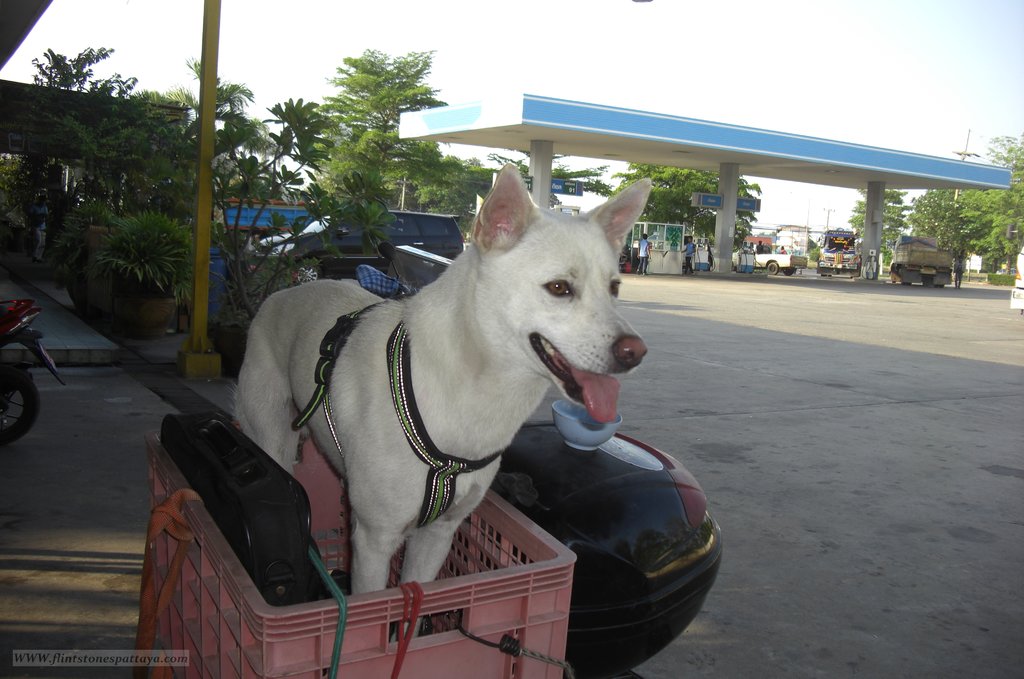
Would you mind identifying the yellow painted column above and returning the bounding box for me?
[178,0,223,378]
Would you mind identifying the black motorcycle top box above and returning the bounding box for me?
[495,424,722,679]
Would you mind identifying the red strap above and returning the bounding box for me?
[134,489,201,679]
[391,581,425,679]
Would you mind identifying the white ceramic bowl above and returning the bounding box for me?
[551,399,622,450]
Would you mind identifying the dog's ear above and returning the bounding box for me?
[588,179,653,250]
[473,164,536,252]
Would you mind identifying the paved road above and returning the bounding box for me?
[615,275,1024,679]
[1,268,1021,678]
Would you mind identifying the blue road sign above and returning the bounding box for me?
[736,197,762,212]
[691,192,723,208]
[551,178,584,196]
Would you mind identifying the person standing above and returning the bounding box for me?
[953,253,965,289]
[638,233,650,275]
[27,193,47,263]
[683,236,695,275]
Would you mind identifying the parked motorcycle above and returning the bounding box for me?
[0,299,64,445]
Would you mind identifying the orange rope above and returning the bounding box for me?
[134,488,201,679]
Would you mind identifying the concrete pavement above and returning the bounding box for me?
[617,274,1024,679]
[0,254,1021,678]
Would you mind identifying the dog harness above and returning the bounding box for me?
[291,305,378,441]
[386,322,502,527]
[293,307,501,527]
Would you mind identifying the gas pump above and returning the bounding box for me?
[695,238,712,271]
[864,249,878,280]
[737,243,755,273]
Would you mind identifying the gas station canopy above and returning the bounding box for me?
[400,94,1010,191]
[401,94,1010,280]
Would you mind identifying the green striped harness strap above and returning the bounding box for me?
[386,322,502,527]
[292,307,501,527]
[291,305,378,434]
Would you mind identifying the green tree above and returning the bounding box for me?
[959,134,1024,270]
[211,98,338,323]
[321,50,447,200]
[407,156,494,232]
[31,47,136,95]
[904,134,1022,271]
[6,47,193,236]
[806,237,821,264]
[906,189,986,256]
[159,58,255,130]
[848,188,910,260]
[612,164,761,247]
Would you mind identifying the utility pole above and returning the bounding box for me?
[953,130,980,204]
[953,130,980,162]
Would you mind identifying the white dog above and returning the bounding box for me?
[235,165,651,594]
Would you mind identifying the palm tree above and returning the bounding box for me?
[163,58,254,128]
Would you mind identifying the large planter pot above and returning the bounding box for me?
[86,225,112,315]
[111,294,177,339]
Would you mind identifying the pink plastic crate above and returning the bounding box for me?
[145,432,575,678]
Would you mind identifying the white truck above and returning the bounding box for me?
[733,248,808,276]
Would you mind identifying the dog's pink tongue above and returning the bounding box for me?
[570,367,621,423]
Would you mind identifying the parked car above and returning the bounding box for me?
[275,210,464,279]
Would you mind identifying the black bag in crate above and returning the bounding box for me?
[160,411,321,606]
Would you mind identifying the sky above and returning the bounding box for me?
[2,0,1022,231]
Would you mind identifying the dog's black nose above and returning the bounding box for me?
[613,335,647,369]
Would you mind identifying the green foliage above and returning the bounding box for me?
[68,201,115,227]
[613,164,761,247]
[333,169,394,253]
[47,201,114,286]
[209,97,395,327]
[848,188,910,260]
[161,58,254,128]
[321,50,450,205]
[210,98,336,324]
[32,47,137,96]
[806,238,821,264]
[904,134,1023,272]
[0,155,44,228]
[960,134,1024,271]
[986,273,1015,286]
[92,211,192,302]
[409,157,493,231]
[907,188,989,265]
[15,47,196,226]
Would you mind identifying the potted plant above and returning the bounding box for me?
[91,211,191,339]
[49,201,114,317]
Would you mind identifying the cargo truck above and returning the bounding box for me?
[817,230,861,277]
[889,236,953,287]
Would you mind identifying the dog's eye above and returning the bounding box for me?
[610,280,621,297]
[544,280,574,297]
